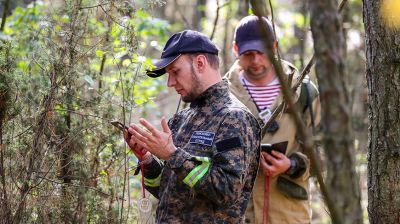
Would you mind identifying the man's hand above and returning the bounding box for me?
[260,150,290,177]
[123,129,149,161]
[128,117,176,161]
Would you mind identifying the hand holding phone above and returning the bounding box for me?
[261,141,288,155]
[260,141,290,177]
[111,120,147,159]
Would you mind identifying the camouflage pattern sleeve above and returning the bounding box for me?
[143,156,163,199]
[167,108,261,206]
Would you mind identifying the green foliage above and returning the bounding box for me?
[1,0,171,222]
[0,41,13,122]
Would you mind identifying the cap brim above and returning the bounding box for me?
[238,40,266,55]
[146,54,181,78]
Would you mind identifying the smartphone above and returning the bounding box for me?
[110,120,129,131]
[261,141,288,155]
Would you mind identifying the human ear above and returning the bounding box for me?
[232,42,239,57]
[194,55,206,73]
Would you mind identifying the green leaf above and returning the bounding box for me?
[134,97,146,105]
[136,9,149,19]
[122,59,131,67]
[294,13,305,27]
[96,50,105,57]
[59,15,70,23]
[111,24,121,38]
[17,61,29,71]
[14,7,23,14]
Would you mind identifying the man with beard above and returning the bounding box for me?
[124,30,261,223]
[225,16,321,223]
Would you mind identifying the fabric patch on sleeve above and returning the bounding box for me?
[189,131,216,146]
[215,137,243,152]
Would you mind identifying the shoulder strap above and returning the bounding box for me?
[298,77,315,111]
[297,76,319,133]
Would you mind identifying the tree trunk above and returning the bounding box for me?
[364,1,400,223]
[192,0,206,30]
[237,0,249,18]
[309,0,363,223]
[0,0,10,31]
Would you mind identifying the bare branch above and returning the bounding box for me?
[174,0,191,28]
[36,175,126,201]
[210,1,231,40]
[79,2,110,10]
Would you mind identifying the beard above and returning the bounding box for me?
[244,66,269,80]
[181,64,202,103]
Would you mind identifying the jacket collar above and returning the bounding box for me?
[190,79,229,108]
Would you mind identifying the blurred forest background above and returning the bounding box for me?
[0,0,369,223]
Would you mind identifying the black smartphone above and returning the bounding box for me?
[110,120,129,131]
[261,141,288,155]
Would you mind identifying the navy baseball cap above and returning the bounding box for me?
[234,15,276,55]
[146,30,219,78]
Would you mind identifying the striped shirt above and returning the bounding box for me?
[240,72,281,111]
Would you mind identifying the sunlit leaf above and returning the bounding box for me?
[122,58,131,67]
[17,61,29,71]
[294,13,305,27]
[96,50,105,57]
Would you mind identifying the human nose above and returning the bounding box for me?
[252,53,262,63]
[167,74,176,87]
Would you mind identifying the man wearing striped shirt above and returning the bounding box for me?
[225,15,321,224]
[240,72,281,110]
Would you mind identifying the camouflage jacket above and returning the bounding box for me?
[143,80,261,224]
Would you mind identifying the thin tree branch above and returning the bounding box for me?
[174,0,190,28]
[5,125,32,140]
[79,2,109,10]
[210,0,220,40]
[210,1,231,40]
[268,0,282,61]
[99,19,112,90]
[36,175,126,201]
[338,0,348,12]
[99,5,127,29]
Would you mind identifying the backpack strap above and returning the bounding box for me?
[297,76,319,134]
